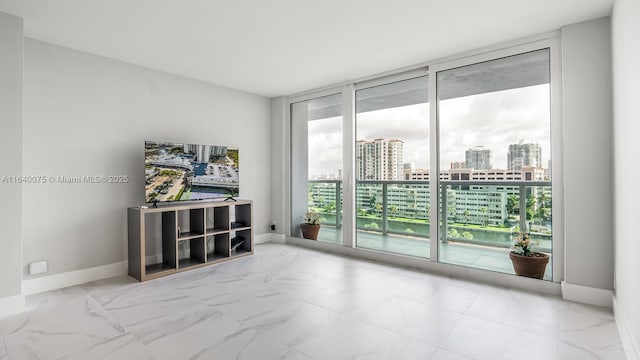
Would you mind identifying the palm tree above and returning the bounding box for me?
[506,195,519,216]
[368,195,377,208]
[447,204,455,220]
[374,202,383,215]
[537,192,551,209]
[479,207,488,227]
[537,206,551,225]
[526,195,537,222]
[389,205,399,217]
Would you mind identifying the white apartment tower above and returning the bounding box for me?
[465,146,492,170]
[508,142,542,170]
[183,144,226,162]
[356,138,404,180]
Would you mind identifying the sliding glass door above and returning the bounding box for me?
[354,75,430,257]
[436,49,553,279]
[290,93,343,244]
[288,41,559,282]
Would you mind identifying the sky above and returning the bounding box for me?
[308,84,551,177]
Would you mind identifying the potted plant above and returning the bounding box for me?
[509,231,549,279]
[300,210,321,240]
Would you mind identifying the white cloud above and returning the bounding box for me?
[306,83,551,177]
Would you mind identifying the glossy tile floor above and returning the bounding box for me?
[0,243,625,360]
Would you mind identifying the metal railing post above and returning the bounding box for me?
[440,184,448,243]
[382,183,388,235]
[336,181,342,229]
[519,185,527,232]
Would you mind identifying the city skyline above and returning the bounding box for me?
[308,84,550,178]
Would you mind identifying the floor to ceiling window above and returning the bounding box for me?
[436,49,553,280]
[290,93,343,244]
[354,75,430,257]
[288,40,558,282]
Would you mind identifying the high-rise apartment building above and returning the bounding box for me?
[356,138,404,180]
[508,142,542,170]
[465,146,492,170]
[182,144,227,162]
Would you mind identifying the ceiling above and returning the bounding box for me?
[0,0,612,97]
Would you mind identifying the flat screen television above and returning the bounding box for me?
[144,141,239,203]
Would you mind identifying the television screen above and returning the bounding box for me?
[144,141,239,203]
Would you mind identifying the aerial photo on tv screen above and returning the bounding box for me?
[144,141,239,203]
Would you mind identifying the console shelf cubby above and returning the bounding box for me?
[128,199,253,281]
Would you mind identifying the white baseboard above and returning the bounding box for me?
[255,233,286,244]
[614,296,640,360]
[561,281,613,308]
[255,233,272,244]
[22,261,128,296]
[270,233,286,244]
[0,294,25,317]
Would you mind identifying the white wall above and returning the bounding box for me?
[22,39,271,279]
[560,17,614,291]
[612,0,640,358]
[289,102,310,236]
[270,97,286,236]
[0,12,24,313]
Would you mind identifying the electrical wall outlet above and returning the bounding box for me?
[29,260,48,275]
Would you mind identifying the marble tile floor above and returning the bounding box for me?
[0,243,625,360]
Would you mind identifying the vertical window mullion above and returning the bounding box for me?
[429,71,439,261]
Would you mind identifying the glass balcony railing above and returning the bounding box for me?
[307,179,553,280]
[308,180,343,245]
[439,181,552,250]
[355,180,431,258]
[355,180,431,238]
[439,180,552,280]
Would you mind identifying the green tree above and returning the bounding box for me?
[447,204,455,219]
[365,222,379,229]
[537,206,551,224]
[537,192,551,209]
[323,201,336,213]
[506,195,519,215]
[389,205,399,217]
[448,228,460,238]
[526,195,537,222]
[462,231,473,240]
[479,207,488,227]
[463,210,470,224]
[374,202,383,215]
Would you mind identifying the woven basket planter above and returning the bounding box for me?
[300,223,320,240]
[509,251,549,279]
